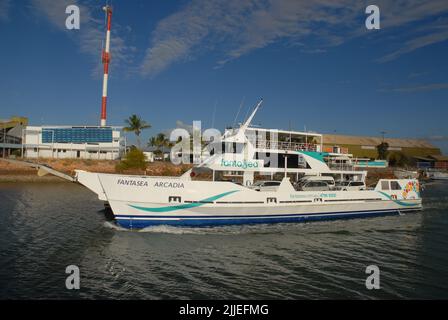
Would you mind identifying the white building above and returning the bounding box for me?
[24,125,125,160]
[143,151,155,162]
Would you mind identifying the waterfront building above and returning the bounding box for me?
[414,155,448,170]
[23,125,125,160]
[322,134,441,159]
[0,117,28,157]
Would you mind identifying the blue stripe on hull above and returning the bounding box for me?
[114,208,420,229]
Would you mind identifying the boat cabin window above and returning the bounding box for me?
[381,181,390,190]
[221,142,244,154]
[390,181,401,190]
[208,142,244,155]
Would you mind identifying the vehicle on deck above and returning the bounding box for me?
[337,181,366,191]
[297,176,336,190]
[299,180,331,191]
[249,180,281,191]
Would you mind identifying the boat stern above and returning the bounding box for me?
[375,178,422,209]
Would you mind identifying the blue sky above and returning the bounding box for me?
[1,0,448,152]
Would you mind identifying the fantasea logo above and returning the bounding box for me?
[117,179,148,187]
[221,159,260,169]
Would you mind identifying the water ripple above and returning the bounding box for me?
[0,182,448,299]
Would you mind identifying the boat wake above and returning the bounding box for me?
[138,225,212,234]
[103,221,128,231]
[102,221,234,234]
[102,220,294,235]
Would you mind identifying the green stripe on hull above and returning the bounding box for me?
[378,191,420,207]
[128,190,239,212]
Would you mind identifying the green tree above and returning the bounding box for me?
[388,151,410,167]
[148,133,172,160]
[115,147,147,172]
[123,115,151,149]
[376,142,389,160]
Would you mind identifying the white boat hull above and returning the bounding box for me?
[75,170,422,229]
[430,172,448,180]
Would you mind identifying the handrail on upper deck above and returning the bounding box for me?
[255,139,318,152]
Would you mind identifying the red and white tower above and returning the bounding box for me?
[100,5,112,127]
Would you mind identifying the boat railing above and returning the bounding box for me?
[327,163,355,171]
[255,139,318,152]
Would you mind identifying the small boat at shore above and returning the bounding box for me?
[428,171,448,181]
[75,100,423,229]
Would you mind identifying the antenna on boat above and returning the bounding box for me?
[240,98,263,133]
[232,96,245,129]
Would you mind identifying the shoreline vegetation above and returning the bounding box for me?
[0,158,401,185]
[0,158,192,183]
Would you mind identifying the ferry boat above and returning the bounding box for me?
[75,100,422,229]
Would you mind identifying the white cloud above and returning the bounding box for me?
[140,0,363,77]
[30,0,135,77]
[380,82,448,93]
[0,0,11,22]
[377,23,448,63]
[140,0,448,77]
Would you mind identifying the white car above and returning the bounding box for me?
[338,181,366,191]
[299,181,331,191]
[297,176,336,190]
[249,181,281,191]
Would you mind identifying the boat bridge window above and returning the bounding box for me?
[209,142,245,155]
[254,153,309,169]
[390,181,401,190]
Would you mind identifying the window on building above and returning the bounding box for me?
[42,127,113,144]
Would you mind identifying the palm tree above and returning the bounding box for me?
[148,133,172,160]
[123,115,151,149]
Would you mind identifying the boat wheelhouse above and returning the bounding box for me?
[193,104,367,187]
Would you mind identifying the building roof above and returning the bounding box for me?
[323,134,437,149]
[26,125,123,130]
[1,117,28,129]
[413,156,434,162]
[429,154,448,161]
